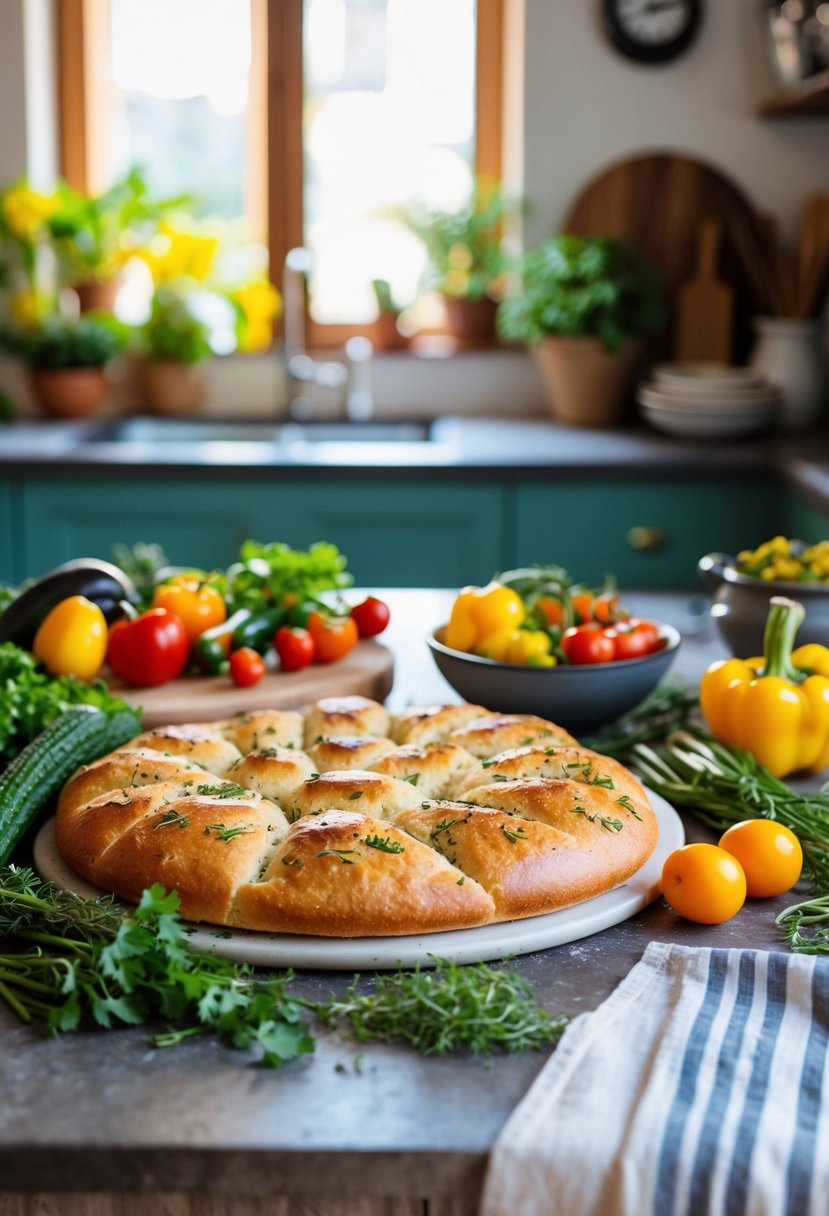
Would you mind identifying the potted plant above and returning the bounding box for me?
[406,178,511,343]
[47,168,186,313]
[139,283,216,413]
[370,278,407,350]
[497,235,664,426]
[1,316,123,417]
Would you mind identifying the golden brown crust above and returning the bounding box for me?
[55,697,659,937]
[230,810,494,936]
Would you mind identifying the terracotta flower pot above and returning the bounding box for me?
[442,295,498,343]
[30,368,109,418]
[533,336,644,427]
[74,280,121,314]
[140,360,206,415]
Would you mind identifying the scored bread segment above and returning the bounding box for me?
[230,809,494,936]
[54,697,659,937]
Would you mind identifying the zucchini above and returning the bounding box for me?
[0,704,142,864]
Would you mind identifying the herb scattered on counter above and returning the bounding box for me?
[0,643,139,770]
[0,868,313,1068]
[0,868,567,1064]
[775,896,829,954]
[579,679,701,764]
[316,958,569,1056]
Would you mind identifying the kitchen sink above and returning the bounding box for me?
[85,417,435,445]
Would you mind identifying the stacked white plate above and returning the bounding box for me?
[637,363,781,439]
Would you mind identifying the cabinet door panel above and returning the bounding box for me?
[19,481,274,578]
[0,481,16,583]
[513,480,780,589]
[265,482,504,587]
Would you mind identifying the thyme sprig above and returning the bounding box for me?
[316,957,569,1055]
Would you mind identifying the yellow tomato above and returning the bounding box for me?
[661,843,747,925]
[718,820,803,899]
[151,575,227,642]
[32,595,108,680]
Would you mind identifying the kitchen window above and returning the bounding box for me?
[58,0,504,347]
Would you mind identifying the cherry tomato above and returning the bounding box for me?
[351,596,390,638]
[229,646,266,688]
[570,592,596,625]
[274,625,315,672]
[151,575,226,642]
[605,619,662,661]
[307,611,359,663]
[107,608,190,687]
[661,843,747,924]
[718,820,803,898]
[536,596,565,627]
[561,623,616,665]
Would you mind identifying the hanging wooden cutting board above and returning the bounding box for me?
[675,218,734,363]
[107,640,394,727]
[563,152,763,362]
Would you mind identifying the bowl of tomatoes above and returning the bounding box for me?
[427,570,680,734]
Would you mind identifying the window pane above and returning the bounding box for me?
[106,0,254,222]
[303,0,477,324]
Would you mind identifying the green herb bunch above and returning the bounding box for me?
[0,316,123,370]
[0,643,136,768]
[497,234,664,353]
[223,538,352,613]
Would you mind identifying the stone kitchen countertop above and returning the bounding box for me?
[1,415,828,503]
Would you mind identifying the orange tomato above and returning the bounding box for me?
[537,596,565,627]
[151,575,227,642]
[307,611,359,663]
[718,820,803,899]
[661,843,747,924]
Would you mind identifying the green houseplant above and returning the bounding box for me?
[497,234,664,425]
[47,168,187,313]
[406,178,511,342]
[1,317,123,417]
[139,284,216,414]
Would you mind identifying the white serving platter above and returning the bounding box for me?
[33,791,683,971]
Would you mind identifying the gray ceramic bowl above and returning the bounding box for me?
[699,552,829,657]
[428,624,681,735]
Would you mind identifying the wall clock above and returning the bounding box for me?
[602,0,702,64]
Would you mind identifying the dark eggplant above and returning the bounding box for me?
[0,558,138,649]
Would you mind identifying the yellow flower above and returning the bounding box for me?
[7,290,42,327]
[138,221,220,285]
[230,280,282,352]
[2,185,58,241]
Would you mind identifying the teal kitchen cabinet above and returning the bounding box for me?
[0,480,16,583]
[511,478,783,589]
[17,477,504,588]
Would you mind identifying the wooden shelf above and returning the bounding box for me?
[758,67,829,116]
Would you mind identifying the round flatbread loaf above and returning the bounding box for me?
[55,700,658,937]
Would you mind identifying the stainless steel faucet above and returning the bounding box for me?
[282,247,374,421]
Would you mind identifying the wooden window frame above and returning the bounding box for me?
[58,0,505,351]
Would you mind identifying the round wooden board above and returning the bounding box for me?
[107,639,394,726]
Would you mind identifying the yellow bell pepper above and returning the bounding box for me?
[445,582,525,654]
[32,595,108,680]
[700,596,829,778]
[506,629,554,665]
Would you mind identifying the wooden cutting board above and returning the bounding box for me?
[675,218,734,363]
[563,152,762,362]
[108,640,394,727]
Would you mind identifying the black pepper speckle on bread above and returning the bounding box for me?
[55,699,658,937]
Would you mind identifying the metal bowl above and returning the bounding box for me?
[427,624,681,735]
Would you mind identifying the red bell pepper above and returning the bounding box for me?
[107,607,190,687]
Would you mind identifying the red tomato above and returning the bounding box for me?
[274,625,315,672]
[605,619,663,661]
[561,623,616,665]
[351,596,391,638]
[307,611,359,664]
[229,647,266,687]
[107,608,189,687]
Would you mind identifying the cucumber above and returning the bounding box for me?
[0,704,143,864]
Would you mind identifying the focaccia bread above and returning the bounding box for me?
[55,695,658,937]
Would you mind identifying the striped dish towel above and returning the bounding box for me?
[480,943,829,1216]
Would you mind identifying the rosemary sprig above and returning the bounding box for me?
[580,680,701,762]
[775,896,829,954]
[316,957,569,1055]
